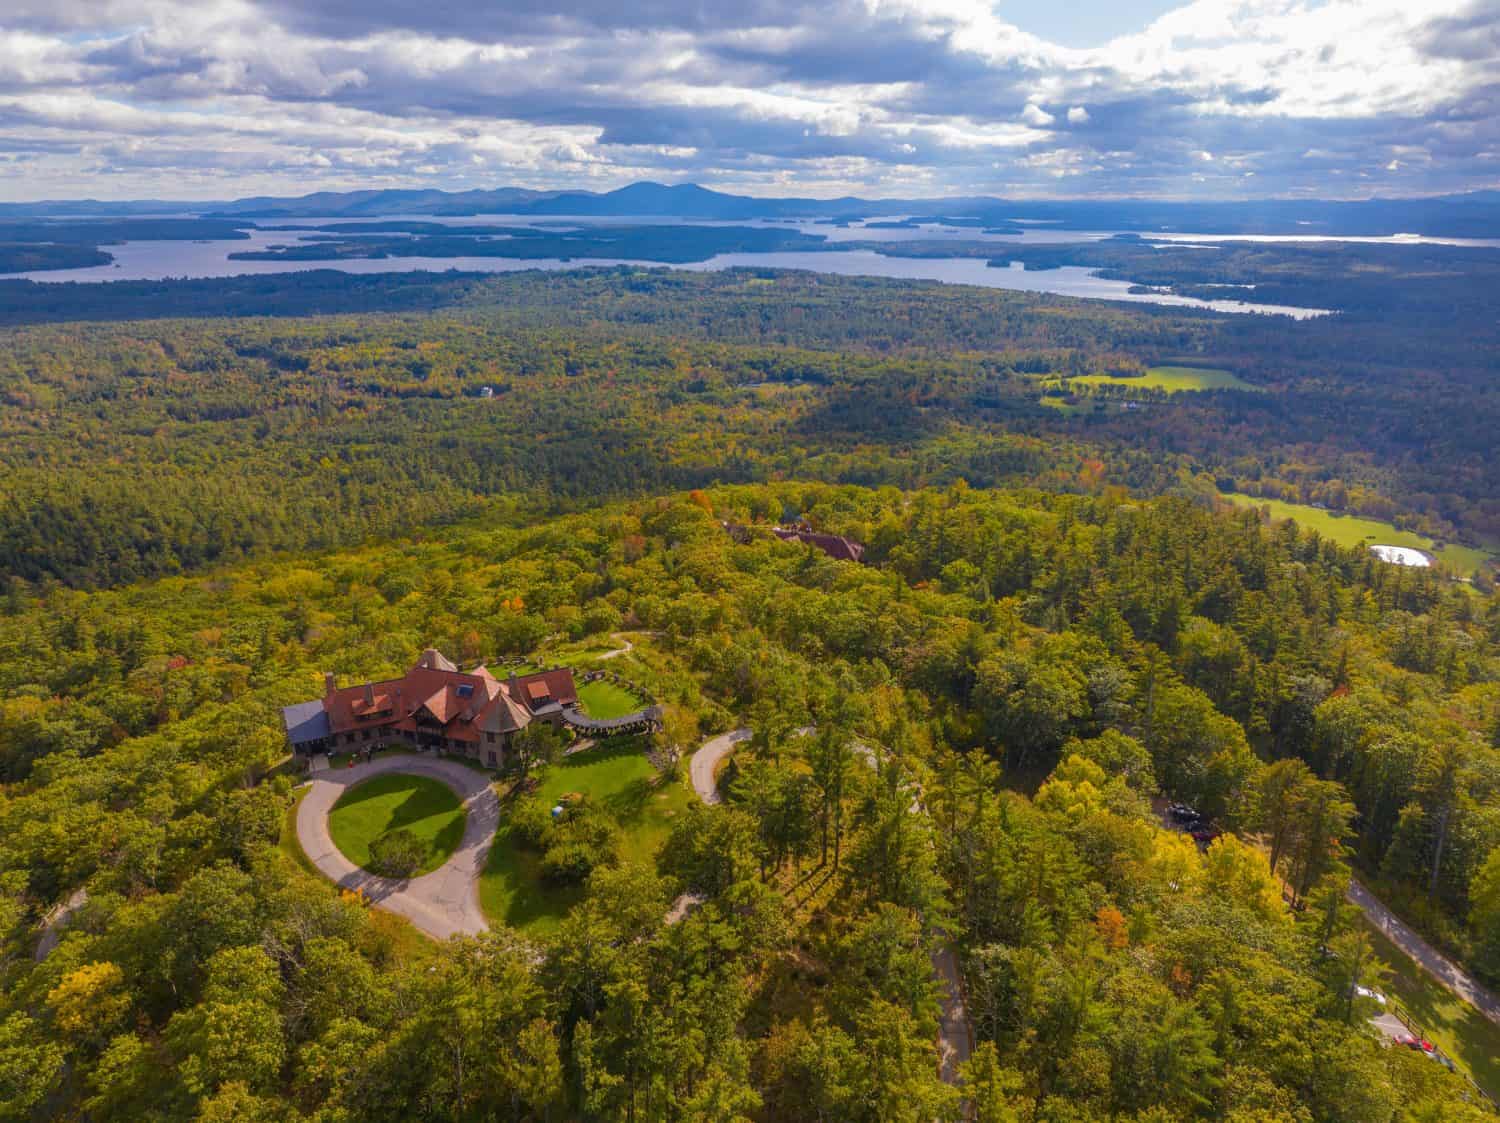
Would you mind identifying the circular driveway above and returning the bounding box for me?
[296,754,499,940]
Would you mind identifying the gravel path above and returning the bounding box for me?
[596,630,664,661]
[1349,877,1500,1027]
[295,754,499,940]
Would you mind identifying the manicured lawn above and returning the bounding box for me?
[1071,365,1261,393]
[1221,493,1494,576]
[494,662,542,677]
[1362,920,1500,1101]
[328,773,466,877]
[577,679,646,719]
[278,786,320,879]
[479,741,694,935]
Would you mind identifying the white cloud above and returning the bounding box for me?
[0,0,1496,199]
[1021,102,1055,127]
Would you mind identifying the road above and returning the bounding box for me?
[690,728,751,804]
[1348,877,1500,1028]
[295,754,500,940]
[931,944,974,1084]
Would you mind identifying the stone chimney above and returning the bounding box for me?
[324,672,337,697]
[364,682,375,706]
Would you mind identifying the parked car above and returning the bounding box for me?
[1352,984,1388,1006]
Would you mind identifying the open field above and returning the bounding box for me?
[327,773,467,877]
[1363,921,1500,1102]
[479,741,693,935]
[1221,494,1494,576]
[577,679,646,719]
[1069,365,1261,393]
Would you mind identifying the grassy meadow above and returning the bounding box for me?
[1222,494,1494,576]
[1067,365,1262,394]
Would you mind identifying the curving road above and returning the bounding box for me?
[1349,877,1500,1028]
[295,754,499,940]
[690,728,751,804]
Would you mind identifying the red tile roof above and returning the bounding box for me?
[512,668,578,709]
[313,652,578,745]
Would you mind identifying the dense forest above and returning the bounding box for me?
[2,257,1499,1120]
[1,482,1498,1120]
[2,267,1495,591]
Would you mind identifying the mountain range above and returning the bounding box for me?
[2,182,1499,237]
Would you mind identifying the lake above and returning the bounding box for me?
[8,217,1331,318]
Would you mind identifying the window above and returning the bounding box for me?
[456,684,474,698]
[485,731,496,744]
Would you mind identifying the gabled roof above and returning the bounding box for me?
[511,668,578,710]
[415,648,458,672]
[301,654,576,745]
[282,699,330,745]
[478,687,532,735]
[772,527,865,563]
[420,685,459,724]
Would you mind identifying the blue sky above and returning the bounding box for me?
[0,0,1495,201]
[1001,0,1187,46]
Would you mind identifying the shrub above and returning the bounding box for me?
[509,796,555,850]
[540,841,600,885]
[367,830,425,878]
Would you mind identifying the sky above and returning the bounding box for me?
[0,0,1497,201]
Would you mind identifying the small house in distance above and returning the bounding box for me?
[771,523,865,563]
[280,648,578,769]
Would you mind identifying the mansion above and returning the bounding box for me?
[281,648,578,768]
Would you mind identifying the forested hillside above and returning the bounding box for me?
[2,268,1496,589]
[2,482,1497,1120]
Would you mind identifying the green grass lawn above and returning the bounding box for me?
[494,661,542,677]
[279,786,321,879]
[328,773,467,877]
[577,679,647,719]
[479,741,694,936]
[1070,365,1261,393]
[1362,921,1500,1101]
[1221,493,1494,577]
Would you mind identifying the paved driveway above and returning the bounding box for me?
[1349,877,1500,1028]
[295,754,499,940]
[690,728,750,804]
